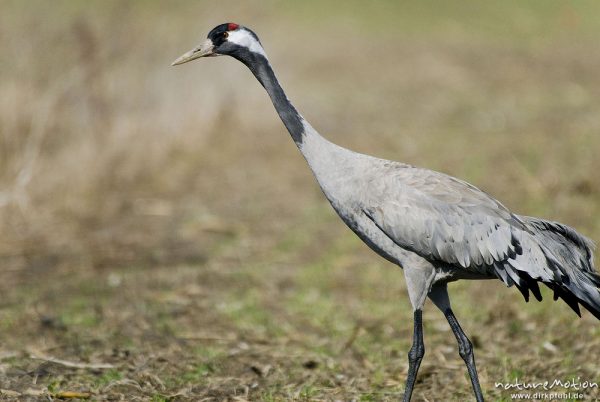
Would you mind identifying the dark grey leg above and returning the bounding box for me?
[444,308,484,402]
[403,309,425,402]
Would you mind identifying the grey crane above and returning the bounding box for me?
[172,23,599,401]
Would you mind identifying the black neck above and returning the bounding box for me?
[233,50,305,145]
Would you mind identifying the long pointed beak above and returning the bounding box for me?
[171,39,215,66]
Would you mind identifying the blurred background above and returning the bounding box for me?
[1,0,599,400]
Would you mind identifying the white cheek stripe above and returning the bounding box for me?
[227,29,267,58]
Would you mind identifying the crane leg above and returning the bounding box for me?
[445,307,484,401]
[401,260,435,401]
[429,284,484,402]
[403,309,425,402]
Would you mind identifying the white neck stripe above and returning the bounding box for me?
[227,29,267,58]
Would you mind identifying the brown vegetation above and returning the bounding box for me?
[1,1,599,400]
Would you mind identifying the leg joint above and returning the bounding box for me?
[458,337,473,360]
[408,343,425,362]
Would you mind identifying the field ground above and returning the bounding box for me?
[1,1,600,401]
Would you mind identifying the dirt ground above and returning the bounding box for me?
[1,1,599,401]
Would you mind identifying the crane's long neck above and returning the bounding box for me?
[232,47,348,185]
[235,51,309,146]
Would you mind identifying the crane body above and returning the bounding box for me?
[172,23,599,401]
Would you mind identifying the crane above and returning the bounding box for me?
[172,23,599,401]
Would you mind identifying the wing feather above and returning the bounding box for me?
[361,166,527,273]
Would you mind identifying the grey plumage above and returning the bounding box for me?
[301,133,598,315]
[361,159,599,313]
[173,23,599,402]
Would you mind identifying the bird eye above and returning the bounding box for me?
[223,31,229,39]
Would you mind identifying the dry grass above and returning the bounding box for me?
[1,1,600,401]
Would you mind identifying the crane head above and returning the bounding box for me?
[172,23,266,66]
